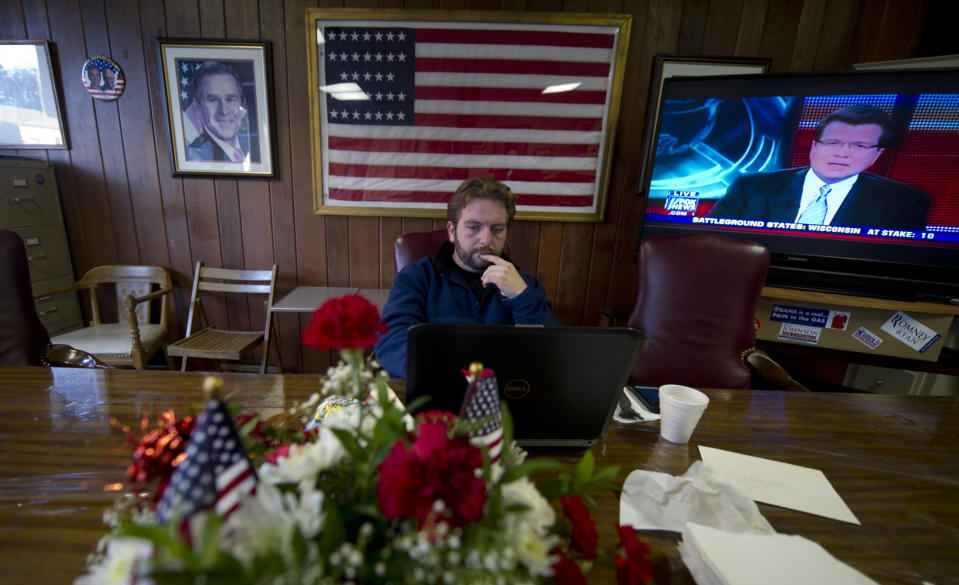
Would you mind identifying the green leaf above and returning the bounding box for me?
[118,521,178,549]
[539,476,571,501]
[572,449,596,488]
[238,413,262,436]
[329,427,365,461]
[500,401,514,449]
[582,465,621,493]
[403,394,433,414]
[499,457,564,484]
[318,497,347,553]
[197,513,223,567]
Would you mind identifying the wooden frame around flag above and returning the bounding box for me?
[306,9,631,221]
[157,39,276,178]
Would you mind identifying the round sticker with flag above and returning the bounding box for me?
[82,56,125,102]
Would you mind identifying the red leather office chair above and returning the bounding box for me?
[0,229,107,368]
[393,229,449,273]
[628,232,807,391]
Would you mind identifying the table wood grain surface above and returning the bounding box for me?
[1,366,957,584]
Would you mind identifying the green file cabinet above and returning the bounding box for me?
[0,157,82,335]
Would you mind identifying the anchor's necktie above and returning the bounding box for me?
[799,183,831,224]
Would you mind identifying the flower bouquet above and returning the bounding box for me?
[78,295,653,585]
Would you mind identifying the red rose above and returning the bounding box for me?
[614,524,653,585]
[561,494,598,560]
[264,443,291,464]
[377,420,486,528]
[301,294,388,350]
[551,547,588,585]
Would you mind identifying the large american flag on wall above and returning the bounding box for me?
[316,20,625,217]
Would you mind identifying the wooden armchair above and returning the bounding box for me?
[34,265,173,370]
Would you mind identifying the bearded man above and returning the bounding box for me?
[374,177,558,379]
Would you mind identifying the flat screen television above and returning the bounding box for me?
[637,68,959,302]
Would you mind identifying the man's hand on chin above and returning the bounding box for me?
[479,255,527,299]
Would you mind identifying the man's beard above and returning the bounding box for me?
[453,240,497,272]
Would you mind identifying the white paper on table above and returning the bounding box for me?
[679,522,879,585]
[679,522,876,585]
[698,446,859,525]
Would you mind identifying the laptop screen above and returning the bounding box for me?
[405,324,642,446]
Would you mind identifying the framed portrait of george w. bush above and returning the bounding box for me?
[158,39,276,178]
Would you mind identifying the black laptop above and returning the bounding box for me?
[405,323,642,447]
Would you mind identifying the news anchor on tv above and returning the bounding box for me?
[707,104,929,231]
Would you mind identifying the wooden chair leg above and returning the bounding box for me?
[260,318,282,374]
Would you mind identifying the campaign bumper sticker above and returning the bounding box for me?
[770,304,850,330]
[852,327,883,350]
[778,322,822,344]
[880,311,941,353]
[825,311,850,330]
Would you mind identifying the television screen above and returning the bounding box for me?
[638,68,959,301]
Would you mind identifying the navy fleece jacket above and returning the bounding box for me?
[373,241,558,378]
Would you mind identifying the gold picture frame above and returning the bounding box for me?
[306,8,631,221]
[157,38,276,178]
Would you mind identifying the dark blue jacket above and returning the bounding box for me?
[373,241,558,378]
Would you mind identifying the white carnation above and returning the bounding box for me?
[220,482,325,566]
[513,528,559,578]
[500,476,555,536]
[74,538,153,585]
[259,427,347,485]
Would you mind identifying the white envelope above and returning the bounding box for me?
[698,446,859,525]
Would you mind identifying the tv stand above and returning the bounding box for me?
[757,287,958,390]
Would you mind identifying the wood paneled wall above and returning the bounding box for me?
[0,0,940,372]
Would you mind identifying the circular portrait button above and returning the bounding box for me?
[82,56,125,102]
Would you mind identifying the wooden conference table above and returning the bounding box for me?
[1,366,957,585]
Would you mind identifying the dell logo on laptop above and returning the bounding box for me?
[504,379,531,399]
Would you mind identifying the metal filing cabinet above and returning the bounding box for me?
[0,157,82,335]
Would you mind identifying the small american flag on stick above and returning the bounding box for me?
[460,362,503,463]
[156,377,257,526]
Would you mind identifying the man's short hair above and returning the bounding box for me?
[814,104,895,147]
[446,177,517,226]
[192,61,243,102]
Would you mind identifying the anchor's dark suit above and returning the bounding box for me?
[708,168,929,231]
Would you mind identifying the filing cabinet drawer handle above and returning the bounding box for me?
[27,253,47,261]
[38,308,60,316]
[5,196,36,203]
[36,295,53,302]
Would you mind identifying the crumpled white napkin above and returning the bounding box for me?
[619,460,774,534]
[678,522,880,585]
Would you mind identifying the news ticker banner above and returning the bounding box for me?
[646,189,959,244]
